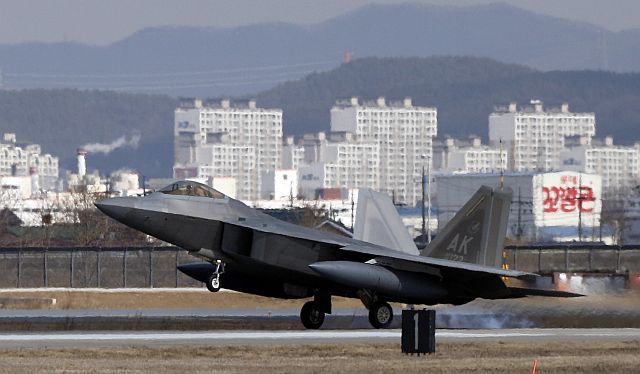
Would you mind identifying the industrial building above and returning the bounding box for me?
[435,171,603,243]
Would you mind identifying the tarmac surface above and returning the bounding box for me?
[2,328,640,348]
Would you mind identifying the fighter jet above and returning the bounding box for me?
[95,180,579,329]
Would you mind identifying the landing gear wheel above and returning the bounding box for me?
[205,260,225,293]
[206,274,221,293]
[368,301,393,329]
[300,301,325,329]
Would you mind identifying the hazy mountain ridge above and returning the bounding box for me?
[259,57,640,142]
[0,3,639,97]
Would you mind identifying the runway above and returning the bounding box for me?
[2,328,640,348]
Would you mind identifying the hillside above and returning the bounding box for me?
[258,57,640,142]
[1,57,640,177]
[0,90,177,177]
[1,3,640,97]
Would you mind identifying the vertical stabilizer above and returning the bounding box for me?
[354,189,419,255]
[421,186,511,268]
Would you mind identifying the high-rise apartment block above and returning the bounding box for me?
[330,97,437,205]
[489,101,595,172]
[438,137,507,173]
[282,136,305,170]
[173,99,282,201]
[560,136,639,196]
[297,132,379,198]
[0,133,59,191]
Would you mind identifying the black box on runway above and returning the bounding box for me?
[401,309,435,354]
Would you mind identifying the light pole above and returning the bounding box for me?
[421,154,432,244]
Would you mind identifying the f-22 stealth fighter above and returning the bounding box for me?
[96,180,578,329]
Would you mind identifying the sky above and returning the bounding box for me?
[0,0,638,45]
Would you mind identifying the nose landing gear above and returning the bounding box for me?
[300,301,325,329]
[206,260,225,293]
[300,291,332,329]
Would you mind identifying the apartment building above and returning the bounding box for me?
[0,133,59,191]
[489,101,595,172]
[330,97,437,205]
[173,99,282,201]
[561,136,639,197]
[439,137,507,173]
[297,132,379,199]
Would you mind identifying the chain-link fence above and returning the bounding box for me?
[1,245,639,289]
[0,247,204,288]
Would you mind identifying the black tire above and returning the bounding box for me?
[368,301,393,329]
[300,301,325,329]
[206,274,221,293]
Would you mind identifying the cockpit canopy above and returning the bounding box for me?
[158,181,226,199]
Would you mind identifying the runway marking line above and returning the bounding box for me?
[0,329,634,343]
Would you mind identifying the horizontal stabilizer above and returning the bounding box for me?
[508,287,584,298]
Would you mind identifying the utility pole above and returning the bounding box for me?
[427,157,432,244]
[421,163,426,245]
[350,194,355,232]
[420,154,431,244]
[499,138,504,190]
[517,187,522,241]
[578,173,583,242]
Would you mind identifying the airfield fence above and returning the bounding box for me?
[0,246,204,289]
[504,245,640,274]
[0,245,639,289]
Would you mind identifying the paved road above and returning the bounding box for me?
[1,328,639,348]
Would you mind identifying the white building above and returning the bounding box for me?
[261,169,298,201]
[560,136,639,197]
[282,136,305,170]
[330,97,437,205]
[296,132,379,200]
[173,99,283,201]
[440,137,507,173]
[489,101,595,172]
[0,133,59,191]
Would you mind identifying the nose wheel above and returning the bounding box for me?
[206,260,225,293]
[300,301,325,329]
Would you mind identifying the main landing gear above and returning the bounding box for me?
[358,290,394,329]
[368,301,394,329]
[206,260,225,293]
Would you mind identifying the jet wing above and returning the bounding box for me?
[341,243,533,278]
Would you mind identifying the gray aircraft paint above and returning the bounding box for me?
[422,186,511,268]
[353,189,419,255]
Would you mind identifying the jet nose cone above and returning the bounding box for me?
[94,198,133,222]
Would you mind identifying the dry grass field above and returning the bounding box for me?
[0,341,639,373]
[0,289,364,310]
